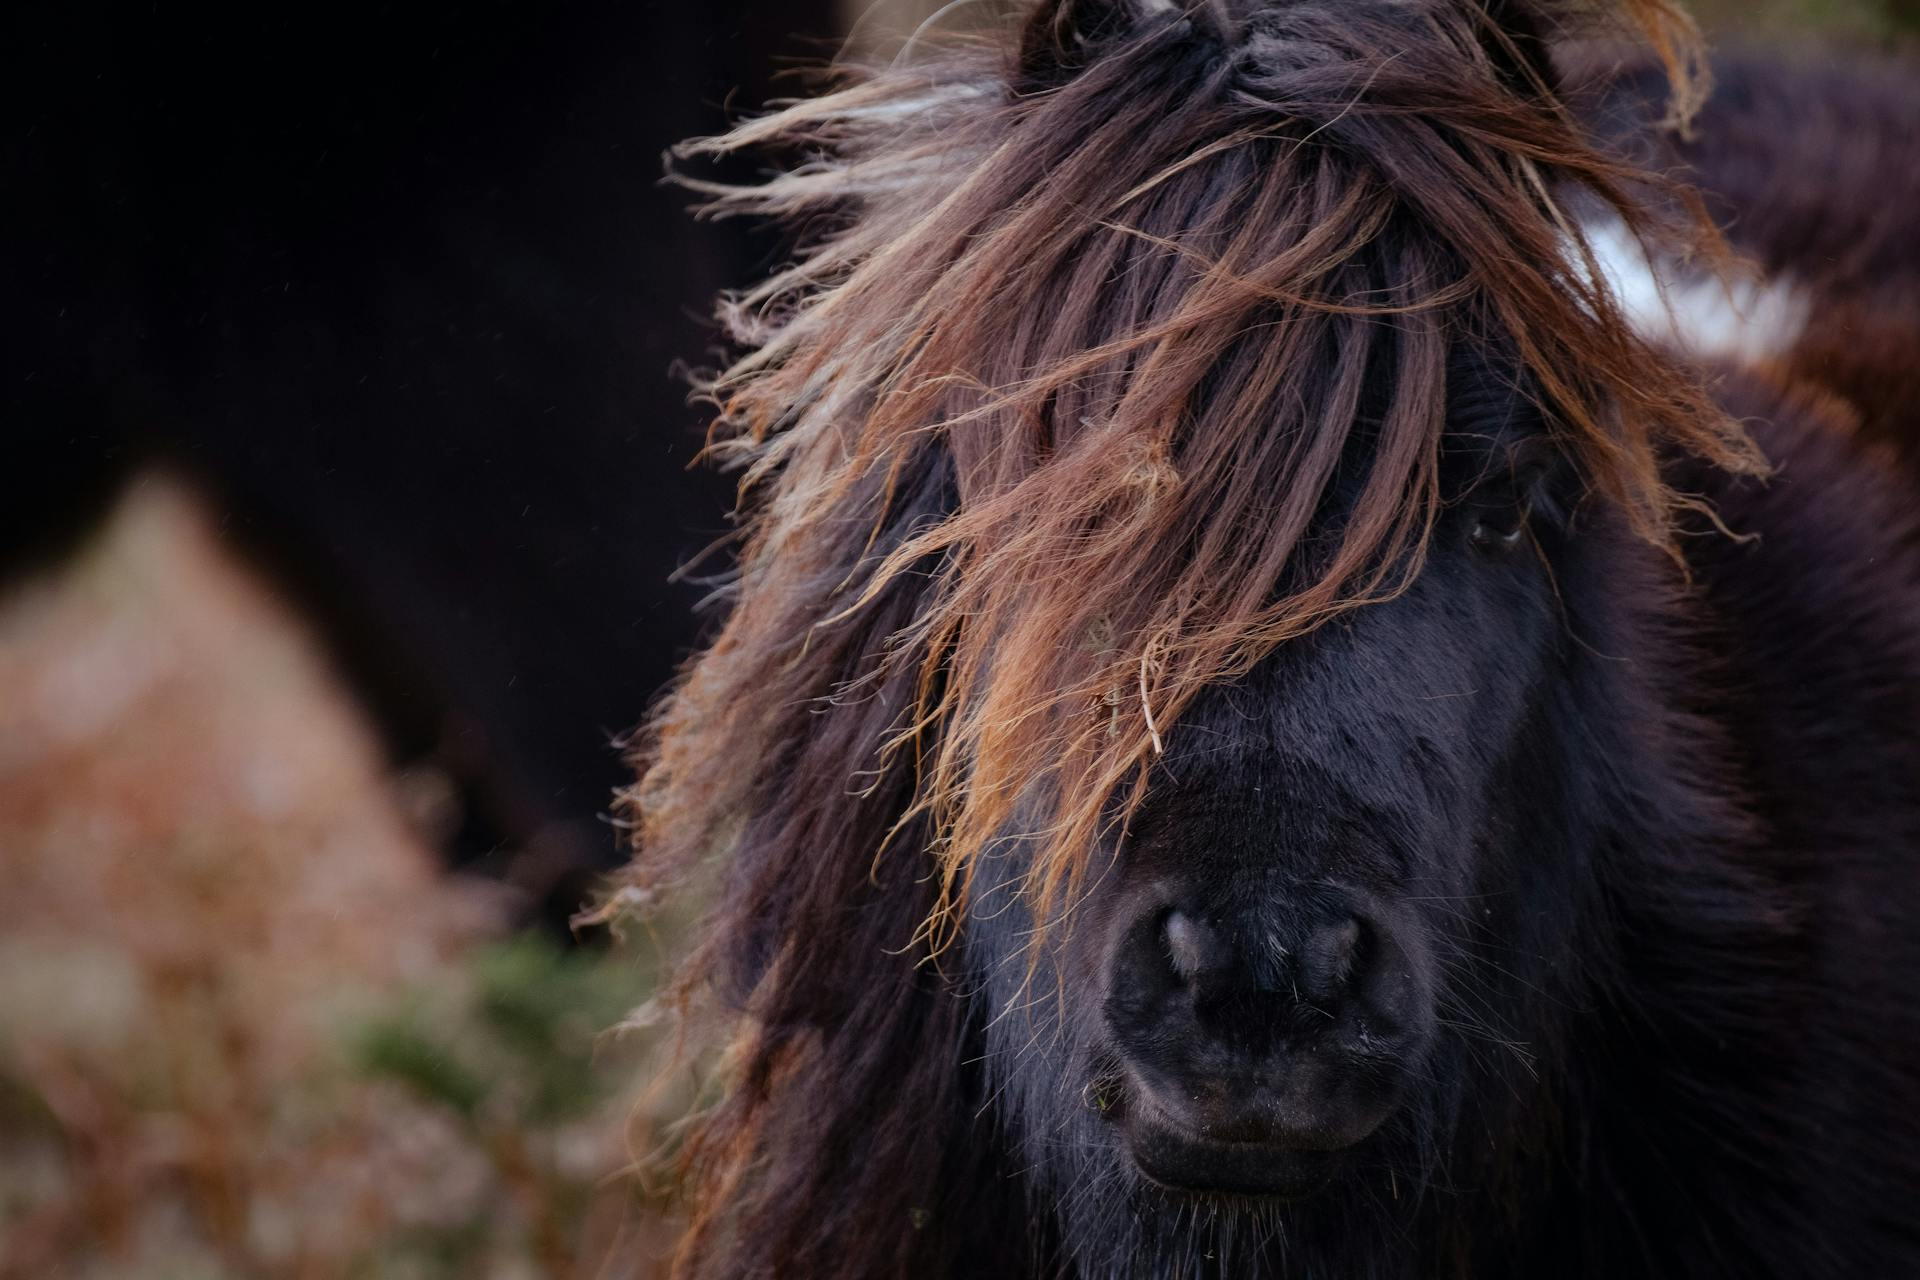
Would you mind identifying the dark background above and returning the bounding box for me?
[5,1,843,922]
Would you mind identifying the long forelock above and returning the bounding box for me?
[627,0,1761,975]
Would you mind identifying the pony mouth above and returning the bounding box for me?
[1104,1065,1394,1199]
[1122,1112,1341,1199]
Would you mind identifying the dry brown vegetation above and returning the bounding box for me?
[0,478,681,1279]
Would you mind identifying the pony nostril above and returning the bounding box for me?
[1107,898,1425,1165]
[1163,910,1226,985]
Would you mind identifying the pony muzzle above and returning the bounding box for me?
[1098,887,1434,1194]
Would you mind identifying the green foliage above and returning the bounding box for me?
[356,1019,491,1120]
[333,933,663,1277]
[474,936,654,1123]
[353,934,655,1128]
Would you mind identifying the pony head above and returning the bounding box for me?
[617,1,1763,1273]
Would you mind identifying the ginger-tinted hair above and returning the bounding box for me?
[610,1,1761,1271]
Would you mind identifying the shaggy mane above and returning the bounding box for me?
[606,1,1766,1269]
[625,0,1750,929]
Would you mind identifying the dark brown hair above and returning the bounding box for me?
[607,1,1763,1271]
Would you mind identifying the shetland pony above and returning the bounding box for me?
[613,2,1920,1276]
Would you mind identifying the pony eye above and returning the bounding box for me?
[1469,506,1529,554]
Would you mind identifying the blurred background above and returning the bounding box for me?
[1,1,1914,1276]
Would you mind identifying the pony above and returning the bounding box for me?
[610,2,1920,1275]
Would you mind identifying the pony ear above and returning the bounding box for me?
[1016,0,1158,84]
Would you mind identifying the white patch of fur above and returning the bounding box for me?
[1577,217,1810,365]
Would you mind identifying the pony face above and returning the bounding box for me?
[961,372,1597,1255]
[627,1,1766,1273]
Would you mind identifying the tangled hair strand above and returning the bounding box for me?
[605,1,1762,1272]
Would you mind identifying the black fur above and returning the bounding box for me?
[632,8,1920,1274]
[955,367,1920,1277]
